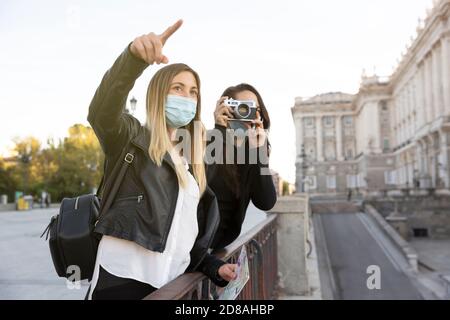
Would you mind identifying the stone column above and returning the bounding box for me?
[419,64,429,124]
[429,135,437,188]
[439,130,450,189]
[419,139,432,189]
[316,116,323,161]
[417,142,423,173]
[416,69,425,128]
[295,162,303,194]
[424,139,429,174]
[295,116,305,193]
[432,46,443,116]
[336,115,343,161]
[415,142,422,186]
[441,37,450,115]
[424,55,434,122]
[295,116,304,160]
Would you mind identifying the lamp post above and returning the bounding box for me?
[86,162,98,194]
[20,144,32,196]
[130,96,137,115]
[300,144,309,193]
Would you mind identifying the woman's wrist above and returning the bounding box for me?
[127,42,150,65]
[215,268,224,281]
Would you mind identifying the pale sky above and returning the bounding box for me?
[0,0,434,183]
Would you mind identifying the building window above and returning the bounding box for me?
[346,175,357,188]
[380,101,388,111]
[305,176,317,190]
[384,171,396,185]
[306,144,316,159]
[324,116,334,127]
[325,141,336,160]
[343,116,353,126]
[413,228,429,238]
[383,138,390,151]
[304,117,314,128]
[326,175,336,189]
[357,174,367,187]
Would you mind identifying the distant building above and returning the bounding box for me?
[271,169,296,196]
[292,0,450,195]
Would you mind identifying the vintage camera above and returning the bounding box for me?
[224,98,257,121]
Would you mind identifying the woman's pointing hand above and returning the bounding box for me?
[130,19,183,65]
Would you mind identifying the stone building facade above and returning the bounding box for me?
[292,0,450,195]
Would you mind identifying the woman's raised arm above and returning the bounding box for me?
[87,20,183,156]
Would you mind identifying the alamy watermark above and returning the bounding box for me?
[66,265,81,290]
[169,121,272,175]
[366,265,381,290]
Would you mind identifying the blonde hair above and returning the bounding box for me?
[145,63,206,195]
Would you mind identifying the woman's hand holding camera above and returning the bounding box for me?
[214,96,233,127]
[214,96,267,148]
[247,112,267,149]
[130,19,183,65]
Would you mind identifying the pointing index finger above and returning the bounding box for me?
[159,19,183,44]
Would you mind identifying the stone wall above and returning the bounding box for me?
[366,193,450,239]
[268,195,312,296]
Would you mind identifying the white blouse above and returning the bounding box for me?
[88,157,199,300]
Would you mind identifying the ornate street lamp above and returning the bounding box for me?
[300,144,309,193]
[20,144,32,195]
[130,96,137,115]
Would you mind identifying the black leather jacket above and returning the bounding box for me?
[87,44,228,287]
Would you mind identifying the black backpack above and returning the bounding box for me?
[40,144,136,281]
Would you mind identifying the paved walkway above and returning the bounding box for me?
[410,238,450,299]
[410,239,450,273]
[0,207,89,299]
[0,203,265,300]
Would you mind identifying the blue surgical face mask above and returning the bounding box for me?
[165,95,197,128]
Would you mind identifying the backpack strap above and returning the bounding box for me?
[97,143,137,219]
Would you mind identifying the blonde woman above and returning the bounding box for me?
[86,20,237,300]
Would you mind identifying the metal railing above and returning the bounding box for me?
[143,214,279,300]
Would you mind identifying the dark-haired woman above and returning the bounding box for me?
[207,84,277,251]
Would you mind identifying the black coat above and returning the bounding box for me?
[206,125,277,250]
[87,44,228,287]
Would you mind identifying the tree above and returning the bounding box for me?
[48,124,104,200]
[5,125,105,202]
[0,157,19,202]
[282,181,290,196]
[11,136,41,196]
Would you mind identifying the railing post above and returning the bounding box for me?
[249,239,265,299]
[268,195,310,296]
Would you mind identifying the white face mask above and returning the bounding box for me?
[165,95,197,128]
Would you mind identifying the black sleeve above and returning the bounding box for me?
[197,253,230,288]
[87,43,149,156]
[248,142,277,211]
[205,124,227,150]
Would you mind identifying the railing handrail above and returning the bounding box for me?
[143,213,278,300]
[213,214,277,260]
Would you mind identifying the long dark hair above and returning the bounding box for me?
[219,83,271,197]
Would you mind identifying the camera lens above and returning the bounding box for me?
[237,104,250,118]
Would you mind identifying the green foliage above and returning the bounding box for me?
[0,158,18,201]
[0,124,104,203]
[282,181,290,196]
